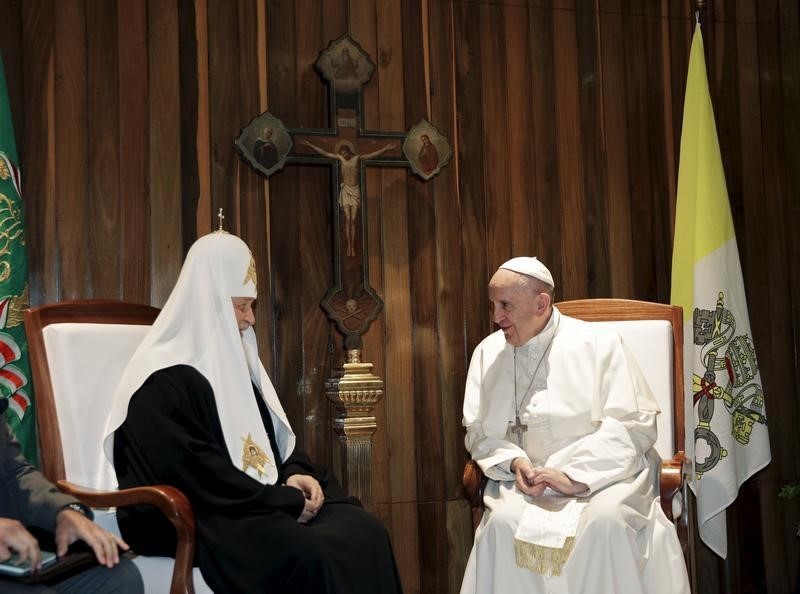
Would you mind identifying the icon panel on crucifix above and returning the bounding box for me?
[315,35,375,95]
[403,119,452,181]
[234,113,293,178]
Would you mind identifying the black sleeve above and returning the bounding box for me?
[114,366,306,520]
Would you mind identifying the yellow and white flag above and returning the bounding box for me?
[670,24,770,558]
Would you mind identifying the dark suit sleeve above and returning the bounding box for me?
[0,420,80,531]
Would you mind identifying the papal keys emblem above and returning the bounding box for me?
[692,291,766,478]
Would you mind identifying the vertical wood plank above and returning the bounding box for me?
[192,0,212,236]
[236,0,276,405]
[553,0,587,300]
[428,0,471,588]
[621,3,657,301]
[479,2,511,270]
[417,501,447,594]
[446,499,472,594]
[528,4,563,290]
[361,0,388,508]
[643,5,671,302]
[400,1,443,591]
[118,0,149,303]
[775,17,800,589]
[86,0,120,298]
[294,0,331,464]
[149,0,183,306]
[753,2,796,591]
[20,0,57,304]
[206,0,238,228]
[454,0,489,354]
[265,0,302,430]
[402,0,442,505]
[598,0,635,298]
[54,0,88,299]
[428,0,468,504]
[574,0,610,297]
[0,0,24,143]
[503,1,535,258]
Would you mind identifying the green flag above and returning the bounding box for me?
[0,52,36,463]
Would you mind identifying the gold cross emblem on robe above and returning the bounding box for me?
[241,433,271,478]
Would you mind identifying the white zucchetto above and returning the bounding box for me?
[499,256,555,288]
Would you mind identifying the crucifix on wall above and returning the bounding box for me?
[236,34,450,352]
[235,34,451,503]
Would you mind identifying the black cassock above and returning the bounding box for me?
[113,364,403,594]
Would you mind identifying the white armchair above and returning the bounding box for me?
[25,300,214,594]
[462,299,690,576]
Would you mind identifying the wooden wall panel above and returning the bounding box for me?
[294,0,332,463]
[622,6,660,302]
[553,0,588,300]
[118,0,150,303]
[529,4,563,293]
[86,0,120,298]
[0,0,23,140]
[480,2,512,272]
[54,0,89,300]
[428,0,468,504]
[265,0,303,441]
[598,0,636,298]
[504,3,535,258]
[149,0,183,306]
[575,2,611,297]
[3,1,798,592]
[454,1,490,355]
[20,0,56,304]
[235,0,273,378]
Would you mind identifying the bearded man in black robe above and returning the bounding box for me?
[103,231,403,594]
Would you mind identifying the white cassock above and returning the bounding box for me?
[461,307,690,594]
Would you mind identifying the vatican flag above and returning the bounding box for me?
[670,24,771,558]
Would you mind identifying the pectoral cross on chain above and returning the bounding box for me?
[511,414,528,447]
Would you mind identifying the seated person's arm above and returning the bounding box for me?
[116,368,308,520]
[1,422,130,568]
[543,336,659,495]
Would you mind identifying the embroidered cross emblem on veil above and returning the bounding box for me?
[243,256,257,288]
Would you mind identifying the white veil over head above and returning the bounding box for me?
[103,232,295,486]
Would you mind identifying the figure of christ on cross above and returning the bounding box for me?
[300,139,396,257]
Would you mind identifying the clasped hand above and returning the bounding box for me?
[511,457,588,497]
[286,474,324,524]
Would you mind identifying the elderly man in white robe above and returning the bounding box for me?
[460,257,690,594]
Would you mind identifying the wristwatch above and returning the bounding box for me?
[62,502,92,518]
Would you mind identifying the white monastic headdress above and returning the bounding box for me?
[499,256,555,289]
[103,232,294,485]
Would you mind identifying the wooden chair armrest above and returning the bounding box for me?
[658,451,690,559]
[658,451,686,521]
[462,460,488,529]
[462,460,485,508]
[57,481,196,594]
